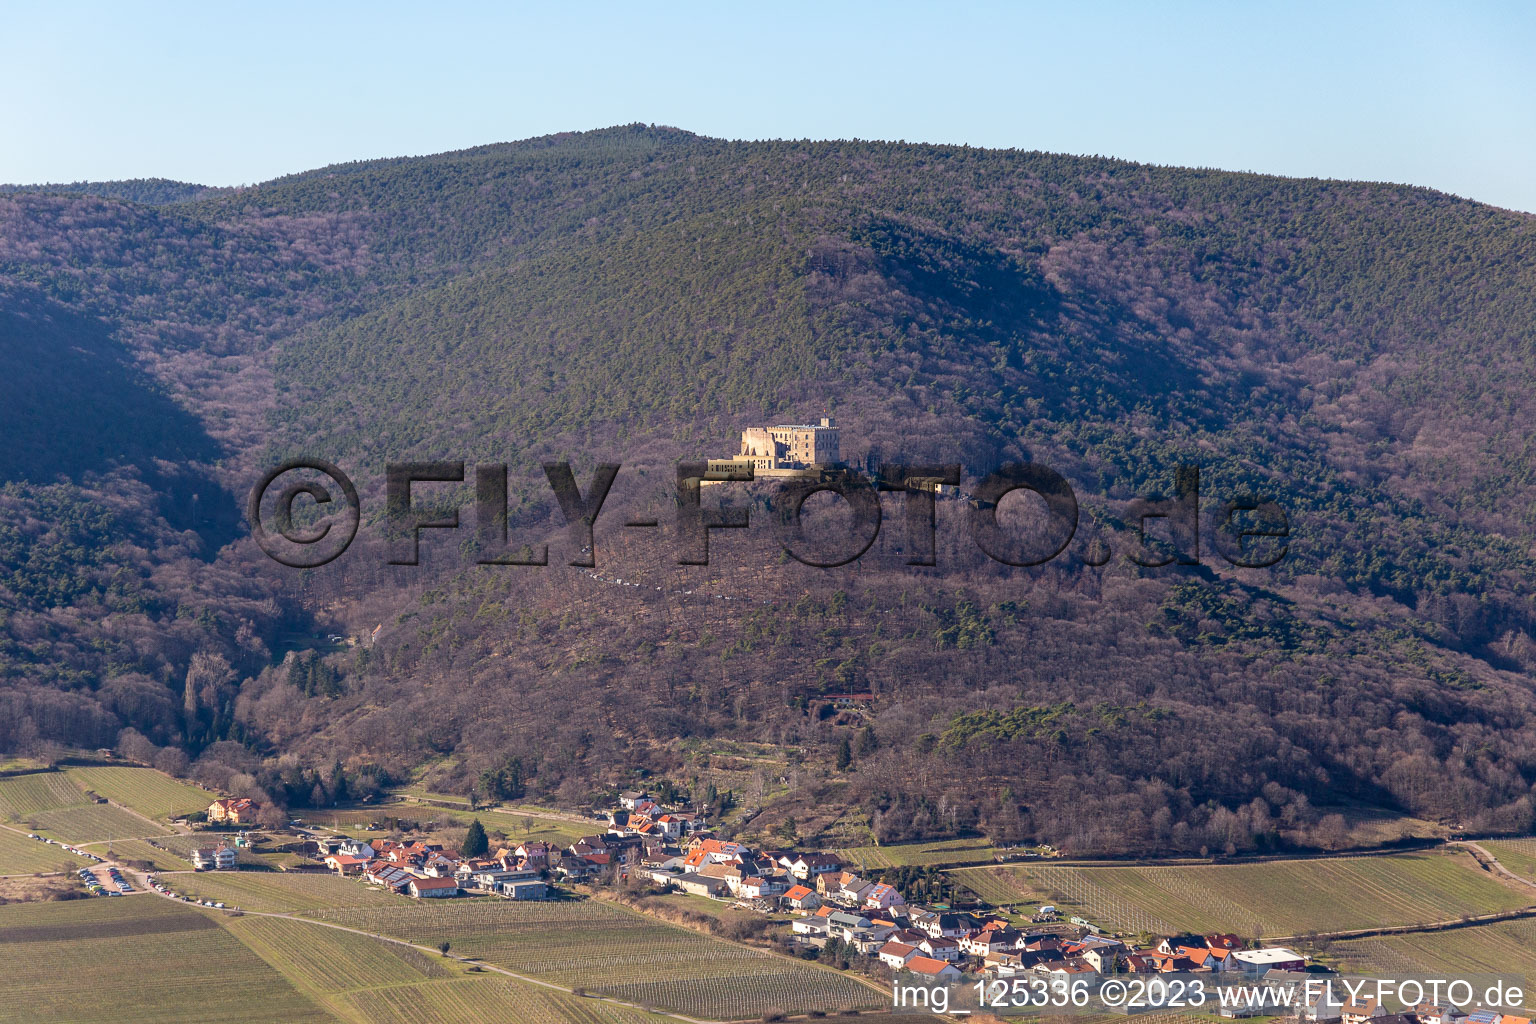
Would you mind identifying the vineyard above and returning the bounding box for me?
[223,904,757,1023]
[1480,839,1536,884]
[65,767,215,820]
[29,802,169,843]
[98,837,193,870]
[835,836,1001,869]
[170,871,399,913]
[0,771,89,818]
[950,863,1054,907]
[226,913,454,991]
[339,977,674,1024]
[954,851,1530,937]
[431,806,590,845]
[1332,917,1536,976]
[311,898,882,1019]
[598,971,880,1020]
[0,825,89,873]
[0,897,331,1024]
[304,803,587,846]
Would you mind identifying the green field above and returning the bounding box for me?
[0,771,89,819]
[65,766,216,820]
[0,826,91,873]
[338,979,670,1024]
[0,892,686,1024]
[396,786,473,805]
[169,870,401,913]
[836,835,1001,869]
[102,837,194,870]
[953,850,1531,936]
[1332,916,1536,976]
[311,898,883,1019]
[30,801,170,843]
[310,802,590,846]
[0,896,335,1024]
[441,807,590,845]
[226,915,671,1024]
[1480,839,1536,884]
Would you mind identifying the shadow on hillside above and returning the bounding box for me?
[0,294,241,554]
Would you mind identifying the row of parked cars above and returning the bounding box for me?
[144,874,225,910]
[25,833,106,864]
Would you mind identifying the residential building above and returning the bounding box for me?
[207,798,260,825]
[192,844,236,871]
[325,853,370,876]
[783,884,821,911]
[407,876,459,899]
[1233,948,1307,974]
[905,956,964,982]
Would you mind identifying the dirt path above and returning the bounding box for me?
[142,886,734,1024]
[1452,839,1536,893]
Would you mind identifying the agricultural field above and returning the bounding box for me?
[0,825,91,873]
[226,913,455,990]
[65,766,216,820]
[0,895,335,1024]
[299,806,394,830]
[226,916,673,1024]
[952,850,1531,937]
[836,835,1001,869]
[168,870,400,913]
[312,897,883,1019]
[29,801,169,843]
[99,837,193,870]
[954,861,1056,907]
[1480,839,1536,884]
[0,771,88,819]
[396,785,472,806]
[1331,917,1536,977]
[439,807,590,845]
[310,801,590,845]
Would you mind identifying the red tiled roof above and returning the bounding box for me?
[906,956,953,976]
[410,876,458,890]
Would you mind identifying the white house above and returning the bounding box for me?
[863,883,905,910]
[1233,948,1307,974]
[917,934,962,961]
[408,876,459,899]
[784,853,843,880]
[336,838,375,859]
[192,845,237,871]
[905,956,963,981]
[783,884,821,911]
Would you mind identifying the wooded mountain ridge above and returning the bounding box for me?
[3,125,1536,855]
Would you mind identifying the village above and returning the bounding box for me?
[157,791,1530,1024]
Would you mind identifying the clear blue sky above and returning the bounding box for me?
[6,1,1534,210]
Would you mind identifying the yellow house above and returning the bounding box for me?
[208,797,259,824]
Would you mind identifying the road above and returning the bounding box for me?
[1453,839,1536,893]
[137,881,763,1024]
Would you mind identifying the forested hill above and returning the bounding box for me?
[4,125,1536,855]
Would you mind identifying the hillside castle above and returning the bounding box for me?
[716,417,841,477]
